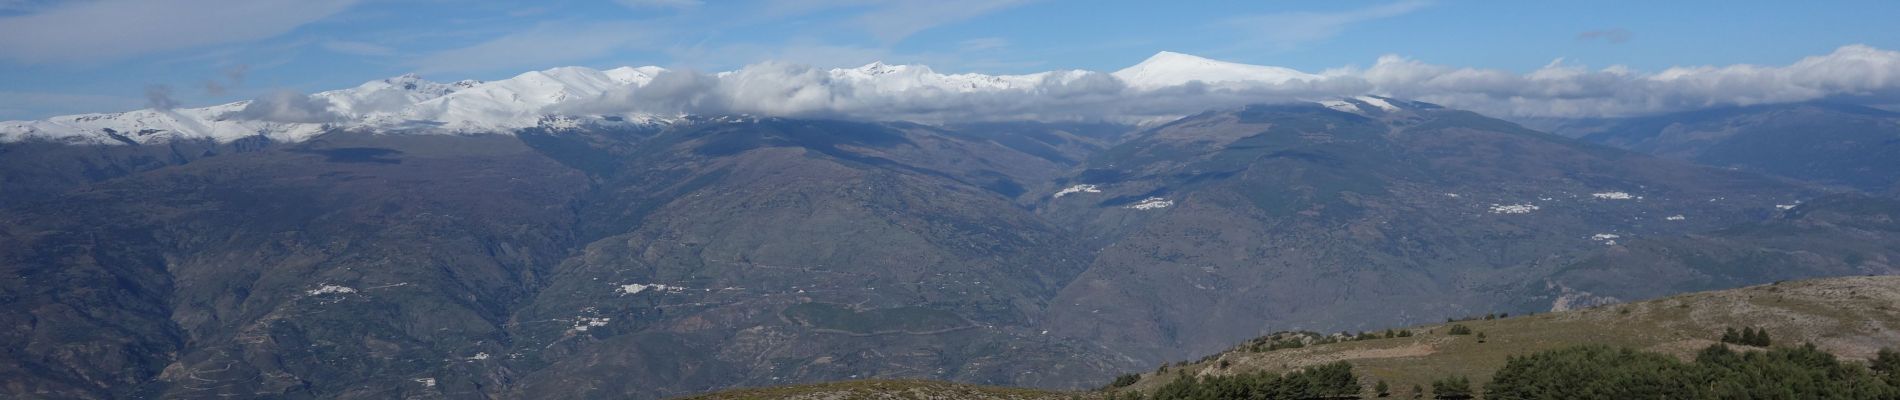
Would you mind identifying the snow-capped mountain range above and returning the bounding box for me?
[1,52,1374,145]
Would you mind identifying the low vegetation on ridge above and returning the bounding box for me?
[683,275,1900,399]
[1104,276,1900,399]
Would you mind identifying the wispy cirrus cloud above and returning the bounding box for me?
[1336,44,1900,117]
[1577,28,1633,44]
[0,91,142,120]
[0,0,359,64]
[0,0,58,14]
[1222,0,1432,50]
[615,0,701,9]
[322,40,399,57]
[410,21,653,74]
[957,37,1010,52]
[414,0,1032,75]
[853,0,1034,44]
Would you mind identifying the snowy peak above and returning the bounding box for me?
[353,73,472,98]
[399,65,674,131]
[2,52,1396,146]
[1113,51,1321,90]
[1131,51,1207,66]
[1315,95,1439,116]
[835,61,941,81]
[825,62,1055,94]
[313,74,477,121]
[854,61,905,75]
[0,66,678,144]
[0,104,329,145]
[604,66,666,85]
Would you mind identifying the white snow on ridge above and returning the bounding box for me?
[316,73,480,121]
[1126,197,1174,210]
[1319,100,1361,113]
[1,106,332,145]
[307,284,358,296]
[1490,203,1540,214]
[1,51,1352,145]
[618,283,686,295]
[10,44,1900,145]
[1112,51,1321,90]
[605,66,667,85]
[398,66,657,132]
[1053,184,1101,198]
[571,317,611,332]
[1353,96,1400,112]
[1592,192,1636,200]
[831,61,1085,93]
[1,65,676,145]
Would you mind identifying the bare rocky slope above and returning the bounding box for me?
[1036,100,1828,366]
[1,100,1891,399]
[1538,103,1900,193]
[697,275,1900,399]
[1111,275,1900,397]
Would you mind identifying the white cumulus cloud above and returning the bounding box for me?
[1349,44,1900,117]
[0,0,359,64]
[550,44,1900,122]
[226,90,342,123]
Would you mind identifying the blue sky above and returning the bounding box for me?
[2,0,1899,120]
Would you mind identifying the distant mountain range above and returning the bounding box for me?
[1530,102,1900,193]
[687,275,1900,399]
[1107,274,1900,398]
[3,54,1899,399]
[1032,99,1822,367]
[0,51,1317,145]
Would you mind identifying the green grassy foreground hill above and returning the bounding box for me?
[693,275,1900,399]
[679,380,1102,400]
[1113,275,1900,396]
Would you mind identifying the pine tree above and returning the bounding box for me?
[1874,348,1900,386]
[1722,327,1740,344]
[1432,376,1474,399]
[1410,384,1424,399]
[1875,348,1900,374]
[1487,343,1900,399]
[1737,327,1772,347]
[1376,380,1391,397]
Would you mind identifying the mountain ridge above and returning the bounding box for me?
[1535,102,1900,193]
[0,52,1385,146]
[0,99,1885,399]
[675,274,1900,399]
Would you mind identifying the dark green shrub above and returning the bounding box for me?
[1431,376,1473,399]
